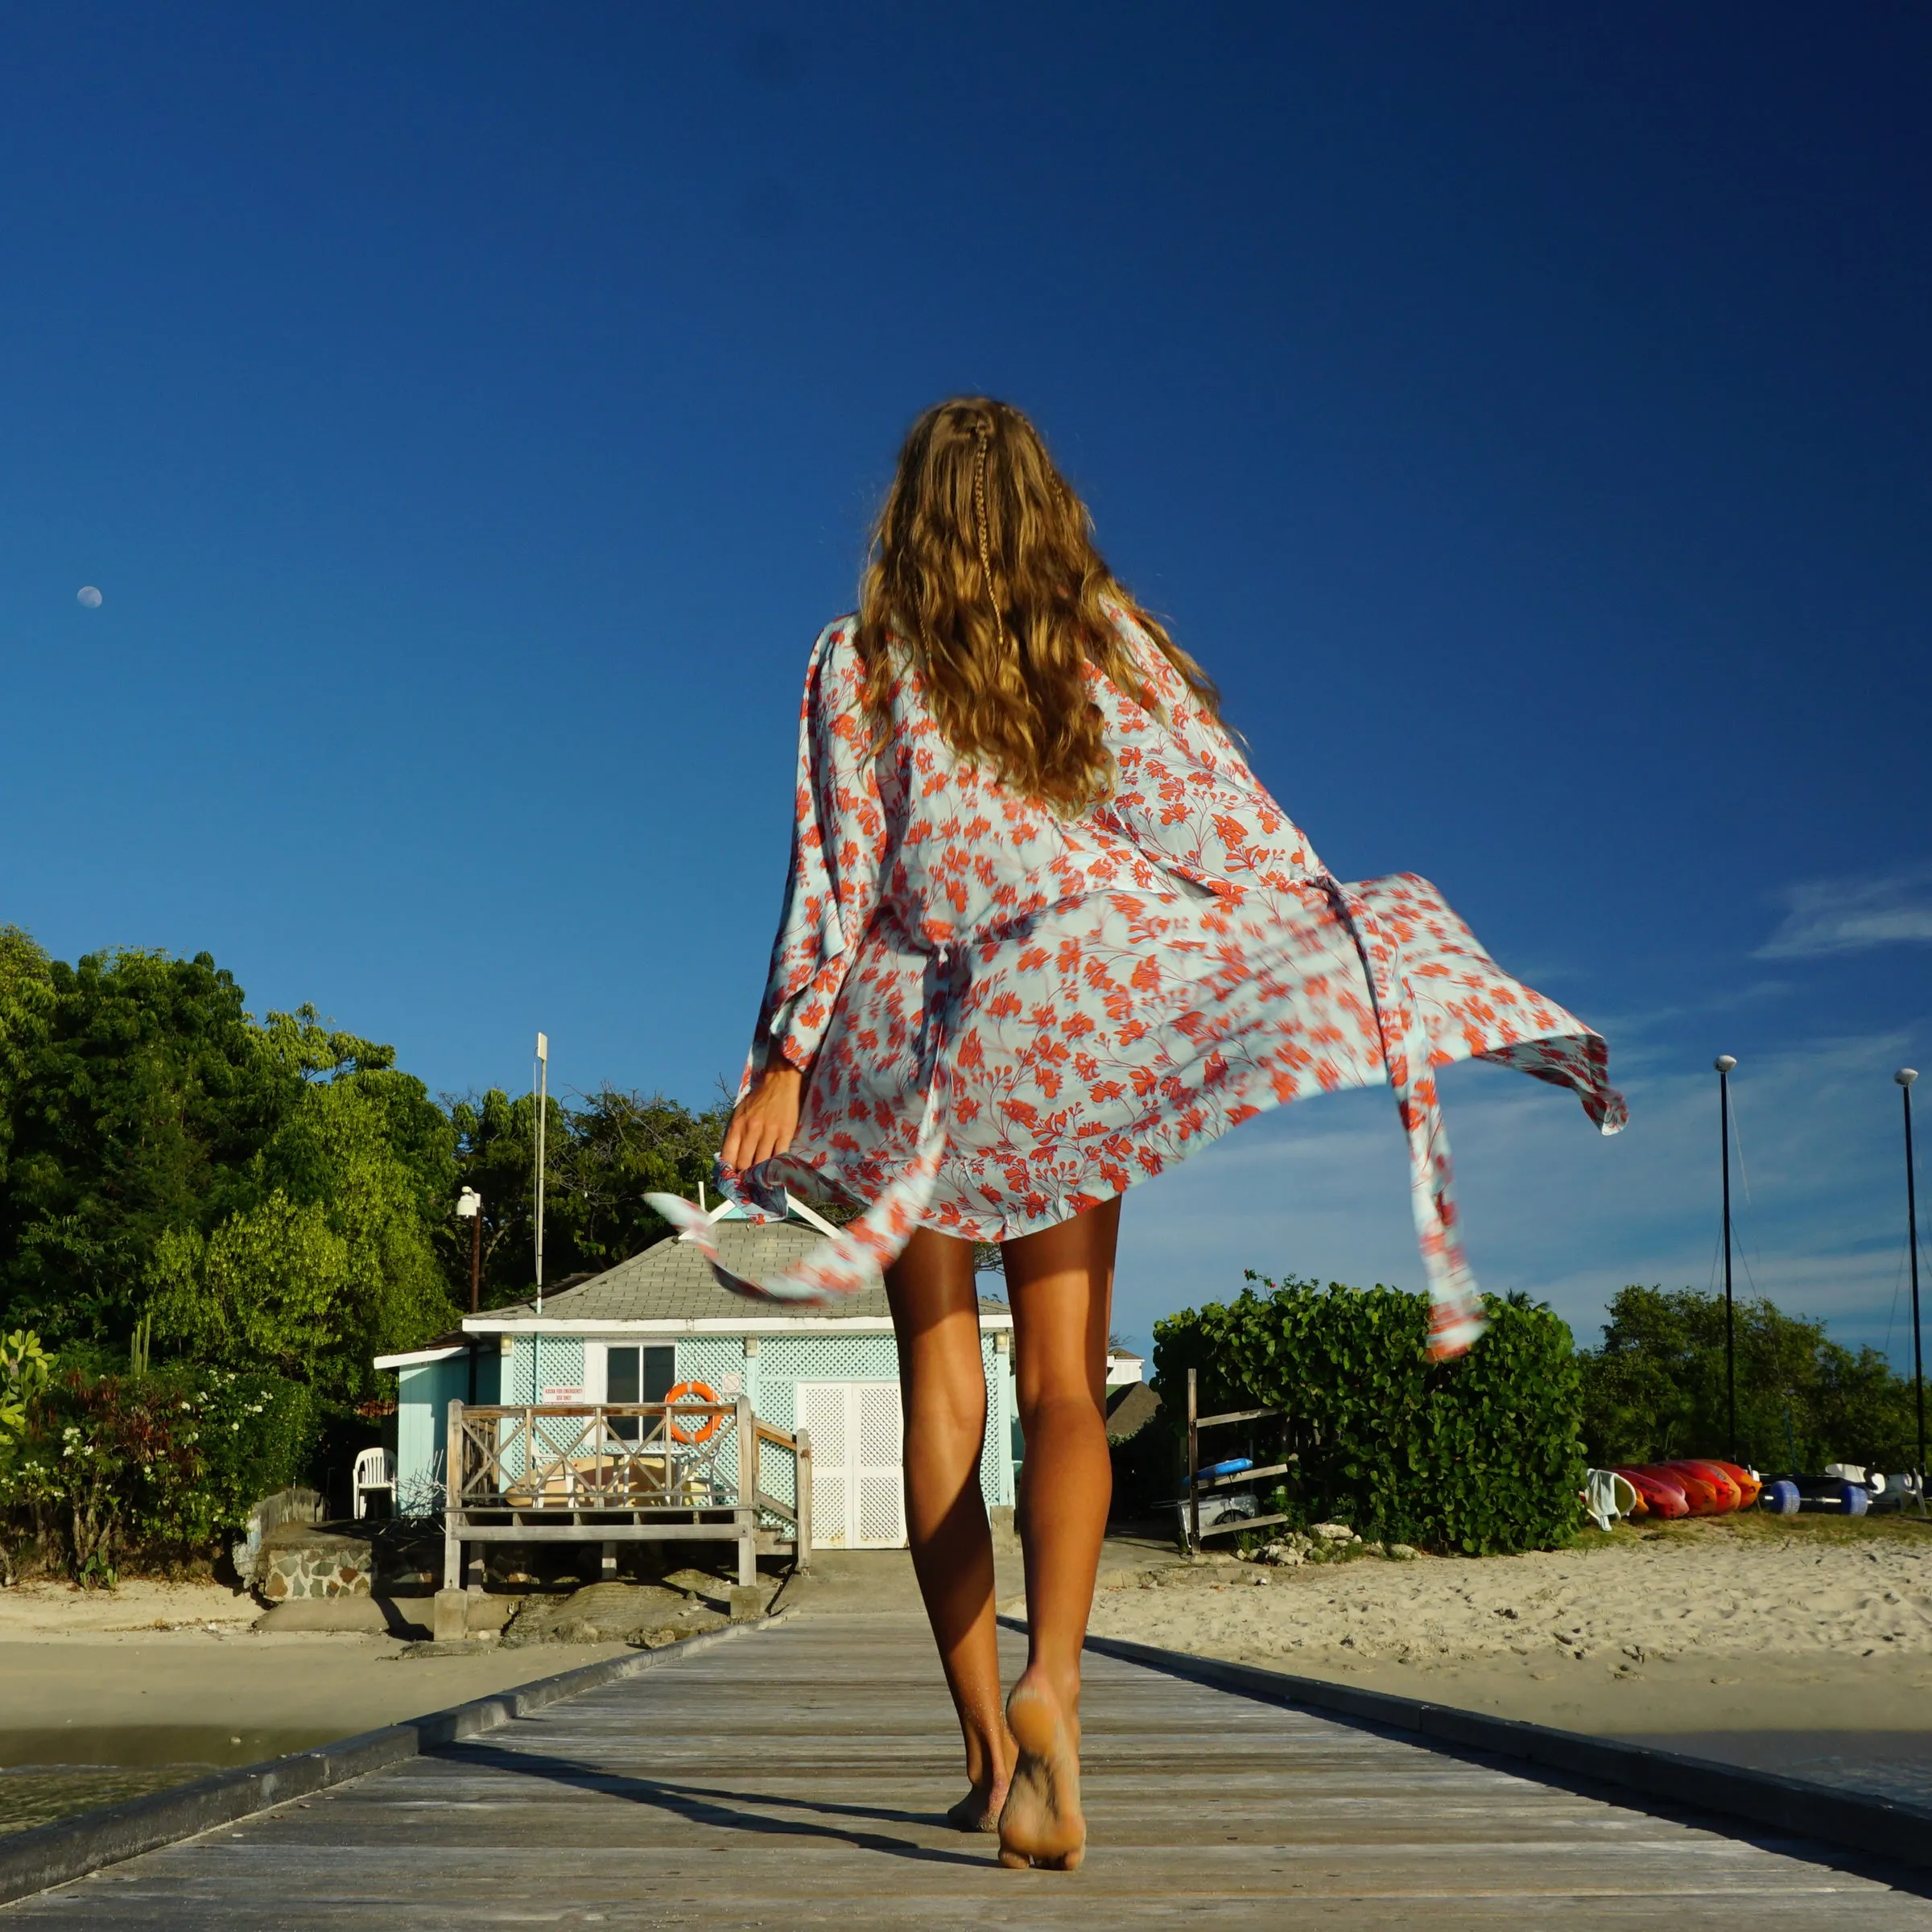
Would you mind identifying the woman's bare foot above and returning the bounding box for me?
[997,1674,1085,1871]
[943,1782,1005,1833]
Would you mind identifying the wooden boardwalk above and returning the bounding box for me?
[8,1613,1932,1927]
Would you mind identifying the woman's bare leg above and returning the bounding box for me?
[885,1227,1012,1829]
[997,1195,1119,1871]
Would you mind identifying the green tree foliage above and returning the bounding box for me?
[1577,1285,1921,1473]
[447,1085,731,1306]
[1150,1274,1586,1554]
[0,944,278,1345]
[559,1085,735,1271]
[0,929,56,1195]
[238,1068,456,1397]
[0,938,458,1402]
[149,1193,347,1381]
[142,1055,460,1406]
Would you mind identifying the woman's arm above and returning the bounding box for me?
[722,1061,803,1169]
[733,622,886,1146]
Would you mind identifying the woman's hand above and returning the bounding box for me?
[721,1062,803,1172]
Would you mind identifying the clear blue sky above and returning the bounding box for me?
[5,6,1928,1360]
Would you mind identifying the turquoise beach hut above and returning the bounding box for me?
[377,1199,1018,1548]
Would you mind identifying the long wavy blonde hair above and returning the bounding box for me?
[855,397,1221,812]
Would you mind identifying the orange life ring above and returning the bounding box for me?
[664,1381,723,1444]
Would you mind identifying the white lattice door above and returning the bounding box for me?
[795,1381,905,1549]
[795,1385,848,1551]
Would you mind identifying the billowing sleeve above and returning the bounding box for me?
[1099,609,1323,895]
[746,622,888,1083]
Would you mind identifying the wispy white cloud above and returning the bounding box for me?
[1757,867,1932,960]
[1112,1030,1926,1364]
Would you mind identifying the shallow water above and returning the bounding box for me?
[1625,1727,1932,1809]
[0,1726,341,1836]
[0,1724,340,1770]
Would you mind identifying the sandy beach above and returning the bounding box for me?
[1085,1513,1932,1803]
[0,1579,625,1752]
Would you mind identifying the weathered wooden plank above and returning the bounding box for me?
[6,1616,1928,1927]
[1198,1509,1294,1537]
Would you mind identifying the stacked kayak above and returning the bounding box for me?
[1606,1459,1922,1520]
[1612,1460,1762,1518]
[1615,1467,1686,1518]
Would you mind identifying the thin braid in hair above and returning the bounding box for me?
[853,394,1224,809]
[972,422,1007,651]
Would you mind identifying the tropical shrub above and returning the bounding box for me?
[1150,1274,1586,1554]
[0,1329,53,1584]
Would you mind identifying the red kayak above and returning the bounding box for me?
[1645,1462,1727,1514]
[1616,1467,1690,1517]
[1709,1460,1762,1508]
[1665,1460,1743,1513]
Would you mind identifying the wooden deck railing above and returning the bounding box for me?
[442,1397,811,1590]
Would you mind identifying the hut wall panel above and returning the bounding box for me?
[394,1357,465,1513]
[675,1335,747,1496]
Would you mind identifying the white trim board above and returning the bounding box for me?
[373,1344,468,1369]
[463,1313,1012,1336]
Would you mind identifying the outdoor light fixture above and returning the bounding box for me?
[456,1187,483,1315]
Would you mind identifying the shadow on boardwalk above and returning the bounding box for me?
[442,1737,988,1868]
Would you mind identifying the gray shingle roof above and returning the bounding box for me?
[483,1220,1010,1326]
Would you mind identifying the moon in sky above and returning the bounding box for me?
[76,585,102,609]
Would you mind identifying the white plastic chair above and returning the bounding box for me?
[353,1447,395,1520]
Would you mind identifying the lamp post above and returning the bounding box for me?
[456,1187,482,1315]
[1715,1055,1738,1462]
[1898,1068,1923,1494]
[535,1032,548,1319]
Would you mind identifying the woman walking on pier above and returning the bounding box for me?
[654,398,1623,1870]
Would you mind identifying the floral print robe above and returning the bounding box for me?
[651,609,1624,1357]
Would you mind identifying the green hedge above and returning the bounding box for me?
[1151,1274,1586,1554]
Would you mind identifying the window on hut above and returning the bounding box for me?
[606,1345,676,1440]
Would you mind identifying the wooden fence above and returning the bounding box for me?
[442,1397,811,1590]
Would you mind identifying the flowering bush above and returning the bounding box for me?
[0,1342,318,1583]
[174,1367,320,1543]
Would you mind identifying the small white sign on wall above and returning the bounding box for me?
[717,1372,743,1395]
[542,1385,584,1403]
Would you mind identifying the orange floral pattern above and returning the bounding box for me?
[657,610,1624,1357]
